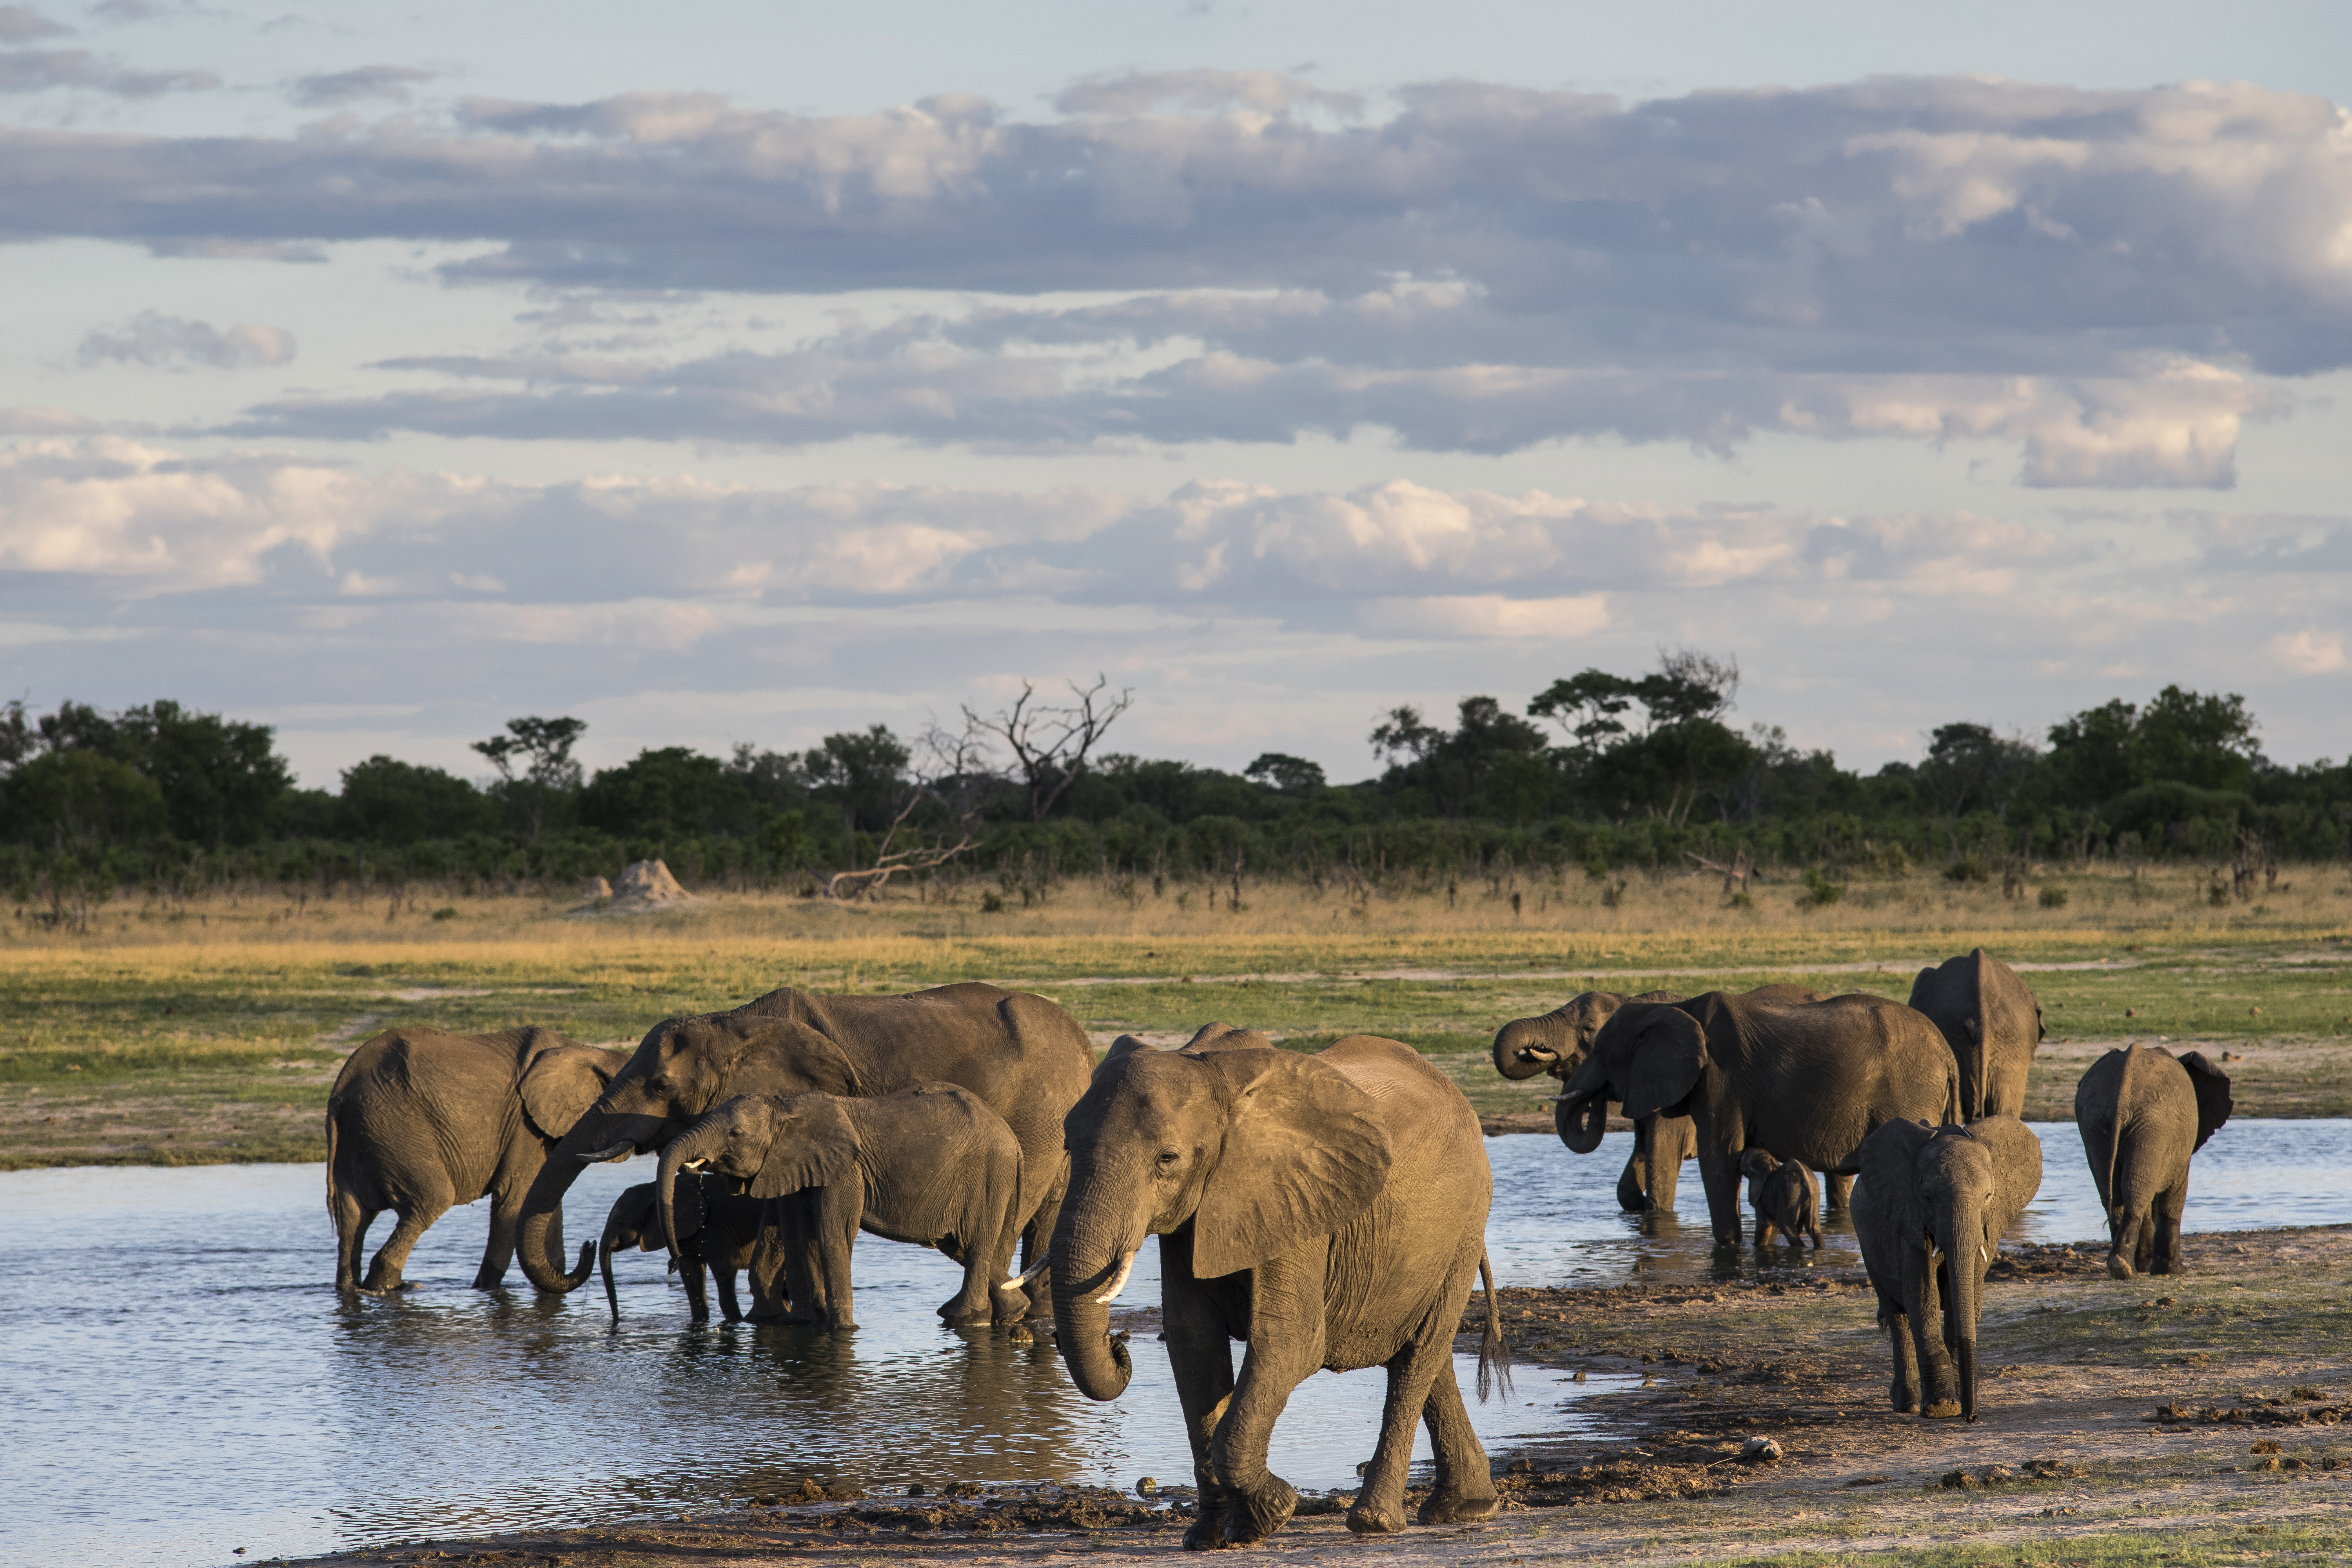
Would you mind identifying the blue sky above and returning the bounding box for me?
[3,0,2348,786]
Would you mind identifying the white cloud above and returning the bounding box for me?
[1355,593,1610,640]
[78,312,298,370]
[2269,628,2346,674]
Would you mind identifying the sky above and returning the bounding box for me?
[4,0,2350,789]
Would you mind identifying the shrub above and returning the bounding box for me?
[1796,865,1845,908]
[2038,886,2069,909]
[1945,855,1991,884]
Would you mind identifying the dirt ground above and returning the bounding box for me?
[276,1224,2352,1568]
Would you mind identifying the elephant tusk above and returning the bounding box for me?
[995,1253,1053,1296]
[682,1158,710,1171]
[576,1140,636,1163]
[1517,1046,1559,1062]
[1093,1249,1140,1305]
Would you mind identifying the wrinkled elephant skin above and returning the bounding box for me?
[1909,949,2046,1121]
[2074,1044,2232,1278]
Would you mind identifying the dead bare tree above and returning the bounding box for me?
[962,674,1134,823]
[809,721,993,901]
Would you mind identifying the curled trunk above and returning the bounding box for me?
[1049,1187,1136,1402]
[1490,1018,1559,1082]
[1555,1092,1608,1154]
[515,1106,632,1293]
[657,1119,726,1263]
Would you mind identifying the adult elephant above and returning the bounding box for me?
[513,982,1093,1302]
[1492,984,1839,1213]
[1552,991,1958,1246]
[1908,949,2045,1120]
[1054,1025,1506,1548]
[328,1025,619,1294]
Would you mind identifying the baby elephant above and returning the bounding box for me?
[1853,1116,2043,1421]
[1739,1149,1822,1250]
[598,1171,776,1325]
[656,1082,1027,1330]
[2075,1044,2232,1279]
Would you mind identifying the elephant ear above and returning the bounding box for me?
[1739,1148,1779,1181]
[750,1094,862,1199]
[738,1020,863,1099]
[1192,1048,1392,1280]
[2178,1051,2234,1151]
[666,1171,707,1245]
[519,1045,619,1139]
[1858,1117,1938,1232]
[1621,1008,1708,1122]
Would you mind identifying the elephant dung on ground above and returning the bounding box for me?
[2074,1044,2232,1279]
[1853,1116,2043,1420]
[327,1025,618,1294]
[1739,1149,1822,1250]
[658,1082,1029,1329]
[1054,1024,1508,1549]
[1909,949,2046,1120]
[598,1171,776,1324]
[512,983,1094,1311]
[1553,990,1959,1246]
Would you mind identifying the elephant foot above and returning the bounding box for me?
[1225,1477,1297,1546]
[939,1301,996,1327]
[1891,1382,1921,1414]
[1183,1488,1233,1552]
[1417,1486,1499,1525]
[1922,1397,1963,1419]
[1345,1499,1405,1536]
[2105,1253,2134,1281]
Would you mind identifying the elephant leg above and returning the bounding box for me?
[1649,1115,1694,1214]
[713,1265,743,1324]
[1351,1330,1447,1535]
[1414,1351,1499,1526]
[746,1205,791,1322]
[361,1201,445,1294]
[1212,1249,1323,1546]
[1879,1293,1922,1413]
[811,1184,863,1330]
[1018,1166,1067,1319]
[1822,1172,1855,1214]
[334,1194,374,1295]
[2152,1181,2189,1275]
[475,1188,523,1291]
[1699,1150,1744,1247]
[1616,1121,1650,1213]
[2132,1207,2157,1277]
[1163,1266,1239,1552]
[681,1250,711,1325]
[1910,1256,1959,1417]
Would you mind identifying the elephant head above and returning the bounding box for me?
[515,1002,862,1293]
[1552,1000,1707,1154]
[1051,1043,1391,1402]
[1739,1149,1820,1249]
[655,1093,859,1259]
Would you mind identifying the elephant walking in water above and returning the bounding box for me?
[1553,990,1958,1246]
[1909,949,2046,1120]
[597,1171,775,1324]
[2075,1044,2232,1278]
[328,1025,619,1294]
[1054,1025,1507,1549]
[510,983,1093,1313]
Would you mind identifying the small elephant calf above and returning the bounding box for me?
[598,1171,777,1325]
[1740,1149,1822,1250]
[2074,1044,2232,1278]
[657,1082,1027,1330]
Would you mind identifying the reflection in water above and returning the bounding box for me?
[1,1120,2338,1568]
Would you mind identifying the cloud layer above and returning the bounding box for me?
[7,74,2352,479]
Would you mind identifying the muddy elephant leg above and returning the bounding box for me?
[1213,1249,1323,1546]
[746,1203,791,1322]
[475,1186,524,1290]
[2152,1181,2189,1275]
[1351,1328,1449,1535]
[680,1250,712,1325]
[712,1264,742,1323]
[361,1201,446,1294]
[809,1183,864,1330]
[1413,1352,1499,1525]
[1161,1254,1239,1552]
[1878,1292,1923,1413]
[334,1195,375,1294]
[1822,1172,1855,1213]
[1909,1253,1959,1417]
[1699,1151,1744,1248]
[1616,1118,1651,1213]
[1648,1115,1694,1214]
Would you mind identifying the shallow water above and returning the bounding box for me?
[1,1119,2340,1568]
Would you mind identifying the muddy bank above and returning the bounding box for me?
[270,1224,2352,1568]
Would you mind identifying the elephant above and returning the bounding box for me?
[2074,1044,2232,1279]
[327,1025,618,1294]
[1739,1149,1821,1250]
[657,1082,1029,1330]
[1852,1116,2043,1420]
[1908,949,2046,1120]
[1553,990,1960,1246]
[512,983,1094,1309]
[1053,1024,1508,1549]
[597,1172,777,1325]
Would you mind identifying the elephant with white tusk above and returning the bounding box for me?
[1853,1115,2043,1421]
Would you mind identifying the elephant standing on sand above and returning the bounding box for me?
[2075,1044,2232,1279]
[1053,1024,1507,1549]
[510,984,1093,1312]
[1553,991,1958,1246]
[1853,1116,2043,1420]
[1497,985,1850,1216]
[598,1172,776,1324]
[658,1083,1028,1329]
[328,1026,618,1294]
[1909,949,2045,1120]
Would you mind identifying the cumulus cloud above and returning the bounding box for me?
[0,5,68,40]
[0,46,214,94]
[78,311,297,369]
[290,64,434,106]
[2268,629,2346,674]
[2,74,2350,479]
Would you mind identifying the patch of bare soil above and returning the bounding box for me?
[278,1225,2352,1568]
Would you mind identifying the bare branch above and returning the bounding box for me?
[962,673,1134,822]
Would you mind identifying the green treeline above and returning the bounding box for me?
[3,654,2348,924]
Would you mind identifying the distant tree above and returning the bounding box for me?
[728,743,811,811]
[1532,650,1746,824]
[803,725,912,837]
[963,675,1134,822]
[1244,753,1327,796]
[2045,698,2141,807]
[472,716,586,842]
[579,747,756,840]
[1917,723,2043,819]
[24,697,290,846]
[1370,696,1550,820]
[338,756,489,844]
[7,750,165,849]
[2134,686,2260,792]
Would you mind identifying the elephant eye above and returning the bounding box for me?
[1156,1149,1181,1168]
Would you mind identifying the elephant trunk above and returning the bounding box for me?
[1937,1203,1986,1421]
[1552,1056,1612,1154]
[657,1116,726,1263]
[1049,1171,1138,1402]
[1490,1017,1563,1082]
[601,1231,621,1324]
[516,1103,655,1294]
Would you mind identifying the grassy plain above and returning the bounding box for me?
[2,862,2347,1168]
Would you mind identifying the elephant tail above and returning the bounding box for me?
[2103,1048,2135,1218]
[323,1099,342,1223]
[1474,1252,1512,1401]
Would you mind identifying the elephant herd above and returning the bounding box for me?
[322,952,2233,1550]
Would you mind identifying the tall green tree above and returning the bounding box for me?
[472,716,586,842]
